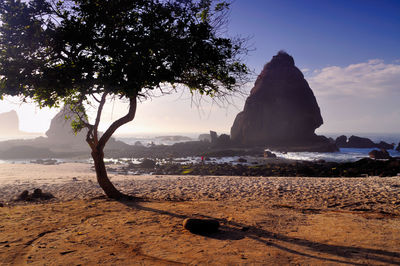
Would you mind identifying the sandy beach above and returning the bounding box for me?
[1,163,400,265]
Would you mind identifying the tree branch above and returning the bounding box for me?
[97,96,137,150]
[94,92,108,143]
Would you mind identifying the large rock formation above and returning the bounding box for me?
[45,106,88,144]
[231,51,335,151]
[45,106,129,152]
[0,110,21,136]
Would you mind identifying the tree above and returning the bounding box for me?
[0,0,248,199]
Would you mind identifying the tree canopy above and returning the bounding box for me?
[0,0,249,199]
[0,0,248,105]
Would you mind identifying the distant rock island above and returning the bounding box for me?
[0,110,23,136]
[335,135,394,150]
[231,51,337,152]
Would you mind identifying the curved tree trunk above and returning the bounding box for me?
[88,95,137,199]
[92,148,124,199]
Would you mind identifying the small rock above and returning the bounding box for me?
[18,190,30,200]
[16,189,55,201]
[183,218,219,233]
[140,158,156,168]
[0,202,4,207]
[369,149,391,159]
[238,158,247,163]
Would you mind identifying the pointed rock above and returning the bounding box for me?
[231,51,334,151]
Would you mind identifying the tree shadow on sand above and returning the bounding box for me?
[120,199,400,265]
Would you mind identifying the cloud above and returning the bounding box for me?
[307,59,400,98]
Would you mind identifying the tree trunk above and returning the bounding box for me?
[87,96,138,200]
[91,148,124,199]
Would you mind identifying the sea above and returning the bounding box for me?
[114,132,400,163]
[0,132,399,164]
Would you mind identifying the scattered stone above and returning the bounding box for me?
[183,218,220,234]
[15,189,55,201]
[32,188,55,200]
[369,149,391,160]
[18,190,30,201]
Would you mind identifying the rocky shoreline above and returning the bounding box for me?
[109,157,400,177]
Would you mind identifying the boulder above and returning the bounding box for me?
[139,158,156,168]
[183,218,220,234]
[230,51,332,151]
[32,188,54,200]
[264,150,277,158]
[369,149,391,160]
[396,142,400,152]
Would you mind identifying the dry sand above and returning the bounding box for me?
[1,163,400,265]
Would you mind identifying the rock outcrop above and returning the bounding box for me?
[45,106,87,143]
[198,134,211,142]
[45,106,129,152]
[0,110,21,135]
[335,135,395,150]
[231,51,336,152]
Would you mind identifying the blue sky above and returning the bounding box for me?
[229,0,400,71]
[1,0,400,135]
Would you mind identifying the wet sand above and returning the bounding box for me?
[1,163,400,265]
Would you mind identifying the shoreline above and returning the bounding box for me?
[1,163,399,215]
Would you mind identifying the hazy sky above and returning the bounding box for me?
[1,0,399,135]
